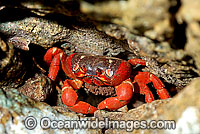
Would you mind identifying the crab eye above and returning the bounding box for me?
[73,63,79,73]
[105,69,113,77]
[96,68,103,76]
[80,65,87,73]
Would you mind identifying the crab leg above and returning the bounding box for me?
[133,72,170,103]
[61,80,97,114]
[43,47,64,81]
[98,79,133,110]
[129,59,170,102]
[150,74,170,99]
[128,58,146,66]
[44,47,63,65]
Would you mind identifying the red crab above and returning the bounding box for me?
[44,47,170,114]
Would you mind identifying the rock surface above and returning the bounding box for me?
[0,16,125,56]
[0,88,101,134]
[0,37,28,89]
[17,73,53,101]
[176,0,200,70]
[81,0,176,41]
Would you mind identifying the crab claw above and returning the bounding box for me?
[98,79,133,110]
[68,101,97,114]
[62,86,78,107]
[61,80,97,114]
[98,97,130,110]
